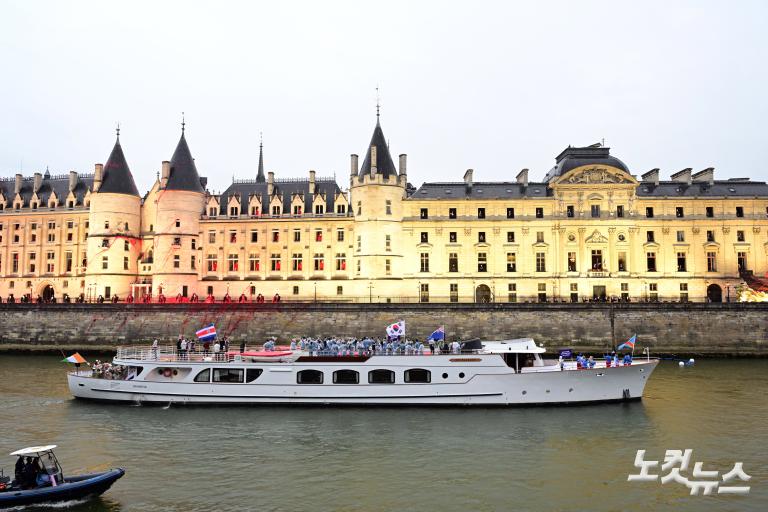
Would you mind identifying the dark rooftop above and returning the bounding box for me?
[167,131,205,193]
[359,120,397,179]
[98,136,140,196]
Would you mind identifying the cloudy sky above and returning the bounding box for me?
[1,0,767,193]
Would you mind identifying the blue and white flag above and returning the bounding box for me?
[428,326,445,341]
[196,323,217,341]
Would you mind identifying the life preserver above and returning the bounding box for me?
[163,368,172,378]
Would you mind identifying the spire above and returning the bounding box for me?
[375,85,380,123]
[98,129,140,196]
[167,123,205,193]
[256,132,265,183]
[358,117,397,179]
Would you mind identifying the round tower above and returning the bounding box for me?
[85,129,142,300]
[349,116,407,294]
[151,126,206,300]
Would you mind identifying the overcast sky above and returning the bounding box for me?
[1,0,767,193]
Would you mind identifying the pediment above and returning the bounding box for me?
[556,165,637,186]
[585,229,608,244]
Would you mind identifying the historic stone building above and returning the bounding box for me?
[1,117,768,303]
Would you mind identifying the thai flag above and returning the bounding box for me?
[618,334,636,351]
[196,323,217,341]
[428,326,445,341]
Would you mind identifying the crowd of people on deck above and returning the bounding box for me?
[560,351,632,370]
[174,335,232,359]
[280,336,463,356]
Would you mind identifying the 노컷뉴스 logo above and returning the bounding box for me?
[628,449,751,495]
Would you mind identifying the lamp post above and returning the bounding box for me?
[314,281,317,303]
[249,281,253,302]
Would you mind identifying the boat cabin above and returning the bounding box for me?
[5,445,63,490]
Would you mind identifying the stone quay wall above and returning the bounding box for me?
[0,302,765,356]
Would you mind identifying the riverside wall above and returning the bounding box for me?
[0,302,766,356]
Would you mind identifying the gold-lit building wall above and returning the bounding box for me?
[2,127,767,303]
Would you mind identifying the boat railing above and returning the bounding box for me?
[115,345,236,363]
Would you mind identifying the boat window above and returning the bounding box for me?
[297,369,323,384]
[213,368,244,383]
[193,369,211,382]
[368,369,395,384]
[404,369,431,383]
[246,369,263,383]
[333,369,359,384]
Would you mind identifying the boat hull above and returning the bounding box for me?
[0,469,124,507]
[68,359,658,406]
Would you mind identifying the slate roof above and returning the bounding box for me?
[0,171,93,206]
[411,182,552,200]
[98,137,140,196]
[359,120,398,179]
[544,145,630,182]
[167,131,205,193]
[635,180,768,197]
[218,178,344,215]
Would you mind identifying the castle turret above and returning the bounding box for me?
[350,114,406,290]
[151,124,206,300]
[85,128,142,300]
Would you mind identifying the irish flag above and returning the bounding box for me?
[62,353,87,364]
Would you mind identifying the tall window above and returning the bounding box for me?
[420,232,429,243]
[101,255,107,270]
[46,251,55,273]
[420,208,428,219]
[477,208,485,219]
[646,231,655,243]
[506,208,515,219]
[420,253,429,272]
[676,252,687,272]
[737,252,748,272]
[591,250,603,271]
[618,252,627,272]
[249,254,260,272]
[315,229,323,242]
[706,206,714,218]
[506,231,515,243]
[250,229,260,244]
[208,231,216,243]
[292,253,303,272]
[293,229,301,242]
[646,252,656,272]
[448,253,458,273]
[506,253,516,272]
[65,252,73,273]
[536,231,544,243]
[680,283,689,302]
[676,230,685,242]
[535,252,546,272]
[646,207,654,218]
[419,284,429,303]
[707,252,717,272]
[566,205,574,217]
[478,232,486,243]
[385,259,391,275]
[228,254,239,272]
[736,206,744,218]
[335,253,346,271]
[706,230,715,242]
[448,208,457,219]
[313,253,324,271]
[173,255,180,269]
[271,230,279,242]
[590,204,600,218]
[270,254,281,271]
[449,232,457,243]
[567,252,577,272]
[675,206,684,218]
[736,230,745,242]
[535,207,543,218]
[386,200,392,215]
[385,235,391,251]
[508,283,517,303]
[477,253,487,272]
[450,283,459,303]
[337,229,344,242]
[207,255,217,272]
[616,205,624,218]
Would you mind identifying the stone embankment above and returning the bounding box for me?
[0,302,765,356]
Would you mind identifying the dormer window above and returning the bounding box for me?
[271,205,281,216]
[209,207,217,217]
[336,204,346,214]
[230,207,239,217]
[315,204,324,215]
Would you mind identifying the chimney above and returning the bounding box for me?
[398,154,407,176]
[370,146,377,176]
[463,168,474,193]
[68,171,78,192]
[516,168,529,187]
[93,163,103,192]
[350,154,358,177]
[33,172,42,193]
[309,170,316,195]
[160,161,171,189]
[692,167,715,186]
[641,168,660,186]
[670,168,692,185]
[14,173,23,195]
[267,171,275,196]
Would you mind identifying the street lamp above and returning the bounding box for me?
[368,282,373,303]
[314,281,317,303]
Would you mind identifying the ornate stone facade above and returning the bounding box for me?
[1,123,767,303]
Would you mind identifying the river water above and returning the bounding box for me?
[0,355,765,512]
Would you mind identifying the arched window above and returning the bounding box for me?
[297,370,323,384]
[368,369,395,384]
[333,370,359,384]
[404,369,431,383]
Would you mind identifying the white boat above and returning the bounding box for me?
[67,339,657,406]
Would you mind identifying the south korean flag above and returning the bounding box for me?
[386,320,406,339]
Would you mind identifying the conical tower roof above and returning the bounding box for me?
[256,139,265,183]
[167,130,205,193]
[99,133,140,196]
[358,119,397,179]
